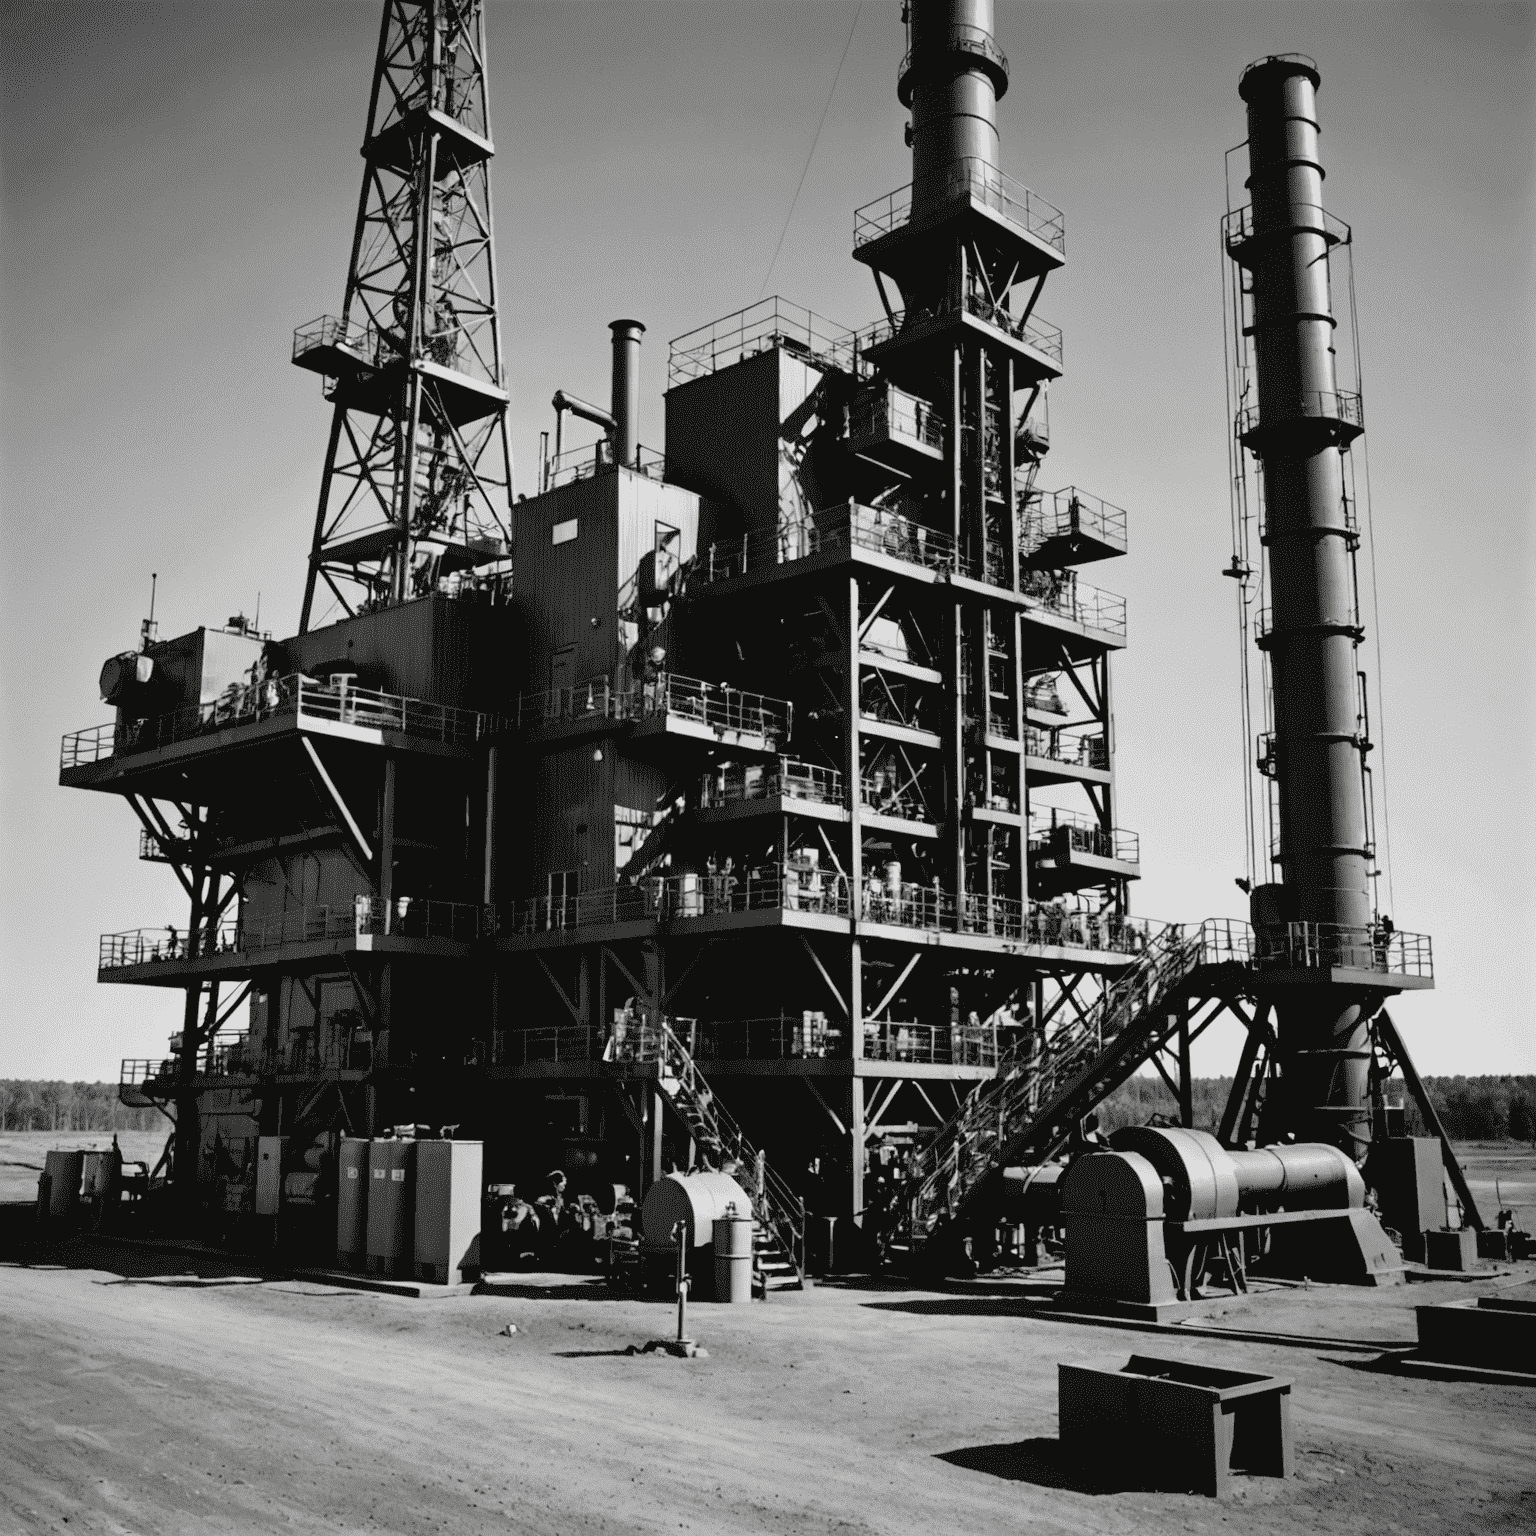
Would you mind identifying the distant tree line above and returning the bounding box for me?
[0,1081,166,1133]
[1094,1074,1536,1143]
[2,1074,1531,1142]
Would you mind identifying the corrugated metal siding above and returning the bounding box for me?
[284,596,517,710]
[511,475,620,692]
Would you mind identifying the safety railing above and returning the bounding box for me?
[1236,390,1364,440]
[666,865,855,921]
[857,296,1063,366]
[1024,728,1108,770]
[354,896,486,943]
[120,1057,176,1092]
[1019,571,1127,640]
[497,865,854,936]
[668,297,858,387]
[498,883,663,935]
[854,156,1063,255]
[494,1025,613,1066]
[861,773,933,822]
[694,502,959,586]
[99,923,241,970]
[1029,807,1140,865]
[60,723,117,770]
[695,1014,838,1061]
[898,22,1009,95]
[863,1020,1002,1068]
[544,438,666,490]
[848,383,946,456]
[292,314,386,370]
[650,1019,807,1280]
[1222,201,1351,251]
[517,673,791,746]
[700,758,844,809]
[1020,487,1129,558]
[65,675,494,773]
[883,916,1249,1253]
[1257,921,1433,979]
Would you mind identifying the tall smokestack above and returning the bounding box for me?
[609,319,644,468]
[900,0,1008,220]
[1234,55,1374,1158]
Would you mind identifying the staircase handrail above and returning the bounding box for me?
[885,919,1254,1248]
[655,1022,805,1275]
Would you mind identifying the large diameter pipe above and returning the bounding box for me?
[1239,56,1373,1161]
[609,319,645,469]
[905,0,1005,220]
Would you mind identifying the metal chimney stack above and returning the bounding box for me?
[1233,56,1376,1158]
[610,319,645,469]
[901,0,1007,219]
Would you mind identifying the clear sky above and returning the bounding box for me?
[2,1,1531,1082]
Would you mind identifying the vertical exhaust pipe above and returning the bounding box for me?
[609,319,645,469]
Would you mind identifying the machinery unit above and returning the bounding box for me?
[1059,1127,1400,1317]
[366,1138,416,1277]
[413,1138,483,1284]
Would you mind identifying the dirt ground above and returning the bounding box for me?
[2,1234,1533,1536]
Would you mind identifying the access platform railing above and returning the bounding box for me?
[854,156,1063,255]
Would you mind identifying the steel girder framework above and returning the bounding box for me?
[299,0,513,630]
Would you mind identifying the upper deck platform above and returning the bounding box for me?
[854,158,1066,288]
[61,674,494,799]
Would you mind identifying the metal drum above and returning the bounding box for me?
[712,1209,755,1304]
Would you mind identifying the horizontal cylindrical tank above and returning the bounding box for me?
[366,1138,415,1277]
[1107,1125,1368,1220]
[1110,1127,1240,1222]
[712,1212,755,1304]
[336,1136,370,1269]
[640,1171,752,1249]
[1227,1144,1365,1211]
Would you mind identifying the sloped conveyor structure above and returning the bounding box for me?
[876,920,1259,1265]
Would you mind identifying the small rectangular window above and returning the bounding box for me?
[551,517,579,546]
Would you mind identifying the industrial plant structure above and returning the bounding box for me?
[60,0,1466,1292]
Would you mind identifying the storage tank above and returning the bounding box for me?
[366,1138,416,1276]
[336,1136,370,1269]
[712,1209,755,1304]
[38,1150,84,1225]
[640,1171,753,1249]
[414,1139,483,1285]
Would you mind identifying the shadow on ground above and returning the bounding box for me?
[1,1235,280,1283]
[937,1438,1113,1494]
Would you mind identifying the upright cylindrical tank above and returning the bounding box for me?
[712,1208,755,1304]
[365,1138,416,1277]
[1228,1143,1365,1210]
[1237,55,1375,1159]
[609,319,645,468]
[336,1136,370,1270]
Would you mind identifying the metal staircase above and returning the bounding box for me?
[876,919,1255,1263]
[652,1021,807,1292]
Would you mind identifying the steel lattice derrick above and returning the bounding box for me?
[299,0,512,632]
